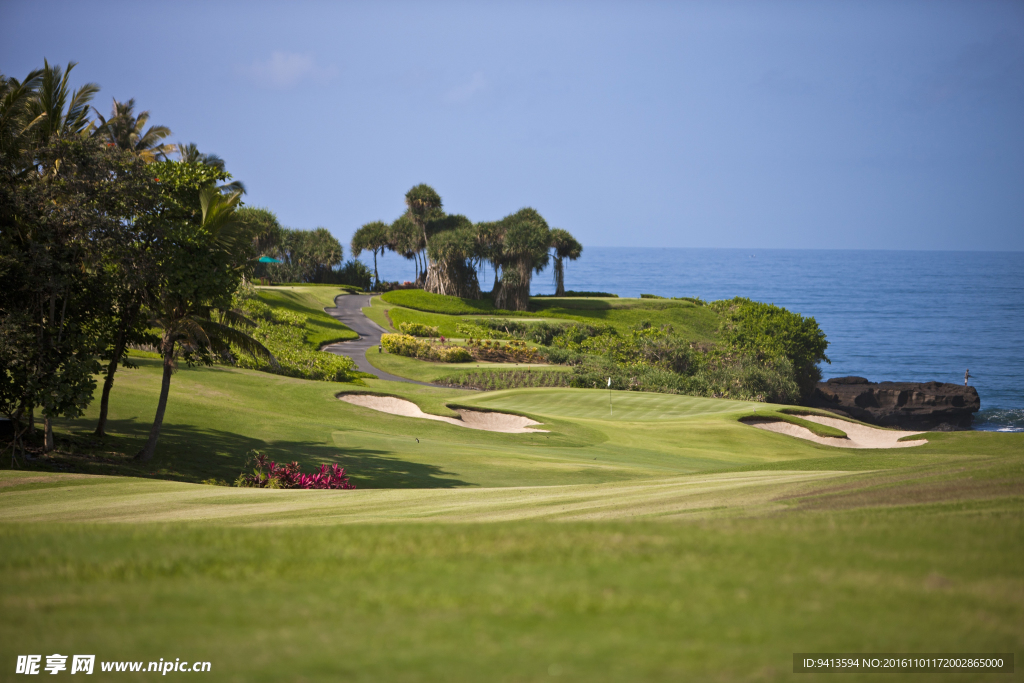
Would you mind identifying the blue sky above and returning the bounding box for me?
[2,0,1022,252]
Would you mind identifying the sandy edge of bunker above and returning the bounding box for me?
[339,394,548,433]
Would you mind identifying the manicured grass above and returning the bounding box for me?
[381,290,723,341]
[381,289,530,315]
[531,297,722,339]
[26,361,1015,492]
[4,350,1023,681]
[387,307,557,338]
[362,296,395,331]
[2,495,1021,681]
[255,286,359,346]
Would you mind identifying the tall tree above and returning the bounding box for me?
[93,98,175,162]
[0,137,150,454]
[351,220,390,288]
[404,184,444,289]
[28,60,99,145]
[475,220,506,297]
[0,68,44,165]
[549,228,582,297]
[424,215,480,298]
[388,215,423,283]
[136,187,273,462]
[493,208,551,311]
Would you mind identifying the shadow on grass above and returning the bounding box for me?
[34,416,470,490]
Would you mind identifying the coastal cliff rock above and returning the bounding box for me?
[809,376,980,430]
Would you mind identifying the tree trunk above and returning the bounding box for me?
[43,417,54,452]
[135,347,174,462]
[554,257,565,297]
[373,250,379,290]
[95,305,137,437]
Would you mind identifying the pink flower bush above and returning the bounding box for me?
[235,451,355,489]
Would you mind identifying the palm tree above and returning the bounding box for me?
[404,184,444,289]
[135,187,274,462]
[0,68,44,163]
[28,60,99,145]
[493,208,551,311]
[388,215,424,283]
[549,229,582,297]
[351,221,390,288]
[93,98,175,162]
[424,215,480,298]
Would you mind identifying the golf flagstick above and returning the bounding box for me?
[607,377,612,416]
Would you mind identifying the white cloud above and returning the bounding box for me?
[243,51,337,89]
[446,71,487,103]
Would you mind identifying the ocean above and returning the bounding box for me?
[367,247,1024,431]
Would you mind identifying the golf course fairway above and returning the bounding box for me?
[2,360,1021,681]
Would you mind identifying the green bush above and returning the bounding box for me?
[437,369,571,390]
[380,333,472,363]
[455,322,508,339]
[398,322,440,337]
[231,292,358,382]
[708,297,829,398]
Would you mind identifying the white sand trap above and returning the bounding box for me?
[339,394,547,433]
[746,414,927,449]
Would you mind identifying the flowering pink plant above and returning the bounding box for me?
[235,451,355,489]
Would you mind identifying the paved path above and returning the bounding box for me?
[321,293,427,385]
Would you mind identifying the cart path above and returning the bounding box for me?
[321,293,430,385]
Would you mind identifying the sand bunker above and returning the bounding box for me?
[339,394,547,433]
[746,414,927,449]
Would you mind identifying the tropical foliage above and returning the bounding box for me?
[359,184,584,308]
[0,60,357,463]
[380,334,473,362]
[235,450,355,489]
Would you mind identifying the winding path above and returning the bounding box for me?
[321,293,426,384]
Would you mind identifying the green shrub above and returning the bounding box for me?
[455,322,508,339]
[380,333,472,363]
[231,291,358,382]
[398,322,440,337]
[708,297,829,398]
[437,369,571,390]
[381,333,422,356]
[640,293,665,299]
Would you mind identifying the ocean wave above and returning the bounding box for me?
[974,408,1024,433]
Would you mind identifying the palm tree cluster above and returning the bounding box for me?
[351,184,583,310]
[1,61,271,463]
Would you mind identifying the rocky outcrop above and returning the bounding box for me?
[809,376,980,430]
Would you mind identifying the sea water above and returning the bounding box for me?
[369,248,1023,431]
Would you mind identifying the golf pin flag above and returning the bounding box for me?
[607,377,611,387]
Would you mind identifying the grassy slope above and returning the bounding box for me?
[363,296,395,331]
[3,361,1023,681]
[31,362,879,489]
[375,293,723,382]
[255,285,358,345]
[2,489,1020,681]
[381,291,722,339]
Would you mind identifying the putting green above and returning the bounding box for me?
[465,387,764,421]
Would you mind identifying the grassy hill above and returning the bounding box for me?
[3,288,1021,681]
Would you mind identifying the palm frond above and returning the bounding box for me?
[219,308,258,329]
[203,319,277,366]
[172,317,212,350]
